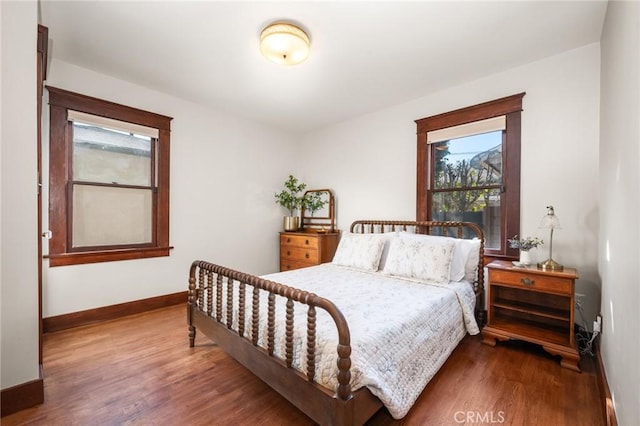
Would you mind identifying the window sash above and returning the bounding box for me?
[71,123,155,187]
[430,131,504,191]
[70,183,155,249]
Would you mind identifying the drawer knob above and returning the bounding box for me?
[305,253,310,259]
[520,277,535,286]
[287,238,291,243]
[305,239,309,245]
[287,251,291,256]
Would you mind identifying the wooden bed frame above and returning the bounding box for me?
[187,220,485,425]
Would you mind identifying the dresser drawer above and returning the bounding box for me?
[280,234,319,249]
[280,246,320,263]
[280,259,314,272]
[489,269,571,295]
[279,231,339,272]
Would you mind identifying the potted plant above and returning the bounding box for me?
[508,235,543,265]
[274,175,306,231]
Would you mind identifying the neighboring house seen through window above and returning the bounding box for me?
[416,93,525,257]
[47,87,173,266]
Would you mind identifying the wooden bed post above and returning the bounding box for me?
[187,263,198,348]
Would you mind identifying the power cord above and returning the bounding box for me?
[575,294,598,356]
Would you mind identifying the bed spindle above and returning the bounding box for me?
[206,271,213,316]
[306,306,316,381]
[216,274,223,322]
[285,298,294,368]
[238,282,246,337]
[251,287,260,346]
[267,293,275,355]
[197,268,205,309]
[188,274,196,347]
[226,277,234,329]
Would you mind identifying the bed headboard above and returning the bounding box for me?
[350,219,485,323]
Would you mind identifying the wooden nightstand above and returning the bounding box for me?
[279,231,339,272]
[482,260,580,371]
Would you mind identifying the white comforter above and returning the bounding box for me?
[254,263,479,419]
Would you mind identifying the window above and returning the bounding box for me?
[47,87,172,266]
[416,93,525,257]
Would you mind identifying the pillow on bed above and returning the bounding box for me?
[377,232,399,271]
[382,236,455,284]
[332,233,386,272]
[463,239,482,282]
[398,232,468,281]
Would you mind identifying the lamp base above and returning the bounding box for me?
[537,259,564,271]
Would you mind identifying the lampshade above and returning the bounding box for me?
[538,205,563,271]
[539,206,561,229]
[260,23,310,65]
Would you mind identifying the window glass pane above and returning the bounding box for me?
[72,184,152,247]
[73,121,152,186]
[433,131,502,190]
[432,188,501,249]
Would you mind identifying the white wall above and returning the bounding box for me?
[599,1,640,424]
[42,59,297,317]
[299,44,602,323]
[1,0,41,389]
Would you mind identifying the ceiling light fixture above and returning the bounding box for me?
[260,22,310,66]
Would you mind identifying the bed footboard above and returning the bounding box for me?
[187,260,382,425]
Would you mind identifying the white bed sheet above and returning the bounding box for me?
[252,263,479,419]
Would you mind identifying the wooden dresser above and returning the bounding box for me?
[279,231,339,272]
[482,260,580,371]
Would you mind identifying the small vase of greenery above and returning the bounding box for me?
[508,235,543,265]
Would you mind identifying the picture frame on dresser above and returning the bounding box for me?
[301,188,336,233]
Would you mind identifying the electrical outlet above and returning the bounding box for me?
[593,315,603,334]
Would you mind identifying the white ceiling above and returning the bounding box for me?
[40,1,607,133]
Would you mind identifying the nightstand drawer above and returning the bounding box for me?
[490,269,571,295]
[280,234,319,249]
[280,246,320,263]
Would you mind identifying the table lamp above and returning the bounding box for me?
[538,205,563,271]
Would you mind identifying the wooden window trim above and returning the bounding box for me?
[47,86,173,266]
[416,93,525,258]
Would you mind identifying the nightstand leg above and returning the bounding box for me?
[542,346,581,372]
[481,328,510,347]
[482,334,497,346]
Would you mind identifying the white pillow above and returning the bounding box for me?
[332,233,386,272]
[399,232,466,281]
[463,239,482,282]
[382,236,455,284]
[377,232,399,271]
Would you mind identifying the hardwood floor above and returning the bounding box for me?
[3,304,603,425]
